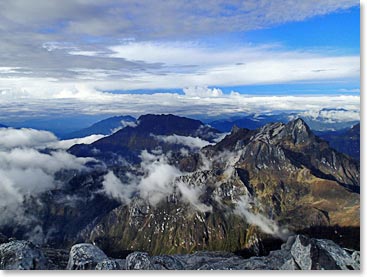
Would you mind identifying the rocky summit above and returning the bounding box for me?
[0,235,359,270]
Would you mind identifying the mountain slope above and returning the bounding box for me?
[74,118,359,255]
[316,123,360,160]
[62,115,136,139]
[69,114,221,163]
[2,117,358,257]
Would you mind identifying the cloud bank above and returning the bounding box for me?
[0,87,360,123]
[0,127,104,228]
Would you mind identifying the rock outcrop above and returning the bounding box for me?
[0,240,49,270]
[0,235,359,270]
[70,235,360,270]
[66,243,108,270]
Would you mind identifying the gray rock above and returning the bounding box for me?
[95,259,126,270]
[126,252,152,270]
[290,235,315,269]
[352,251,360,265]
[0,240,48,270]
[66,243,108,270]
[315,239,359,270]
[290,235,360,270]
[151,255,185,270]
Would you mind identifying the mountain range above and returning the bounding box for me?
[0,114,358,259]
[62,115,136,139]
[316,123,360,160]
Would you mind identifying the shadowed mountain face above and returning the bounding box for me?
[62,115,136,139]
[316,123,360,161]
[0,124,7,128]
[1,115,359,257]
[69,114,221,164]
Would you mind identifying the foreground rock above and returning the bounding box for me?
[90,235,360,270]
[0,235,359,270]
[66,243,108,270]
[0,240,48,270]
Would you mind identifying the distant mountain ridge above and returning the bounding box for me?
[69,114,221,163]
[209,112,359,132]
[316,123,360,160]
[62,115,136,139]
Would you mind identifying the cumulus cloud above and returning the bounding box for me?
[299,108,360,123]
[0,89,360,124]
[0,128,57,149]
[153,134,211,150]
[183,86,223,98]
[0,1,359,116]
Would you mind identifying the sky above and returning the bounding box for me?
[0,0,360,123]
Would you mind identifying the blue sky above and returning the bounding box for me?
[0,0,360,121]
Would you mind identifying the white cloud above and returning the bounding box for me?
[111,119,137,133]
[0,128,57,149]
[0,41,360,98]
[234,195,289,240]
[0,127,106,150]
[102,171,136,205]
[47,134,106,149]
[183,86,223,98]
[138,150,181,206]
[0,85,360,123]
[0,128,94,226]
[106,42,359,89]
[100,149,215,213]
[176,181,212,213]
[299,108,360,123]
[153,134,211,150]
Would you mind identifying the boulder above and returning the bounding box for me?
[66,243,108,270]
[0,240,48,270]
[126,252,152,270]
[290,235,359,270]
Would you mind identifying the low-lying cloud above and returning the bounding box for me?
[0,87,359,124]
[0,127,105,150]
[102,150,212,212]
[234,195,290,240]
[153,134,212,150]
[0,128,97,227]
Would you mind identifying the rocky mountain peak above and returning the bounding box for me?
[231,124,240,134]
[136,114,204,135]
[285,118,314,145]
